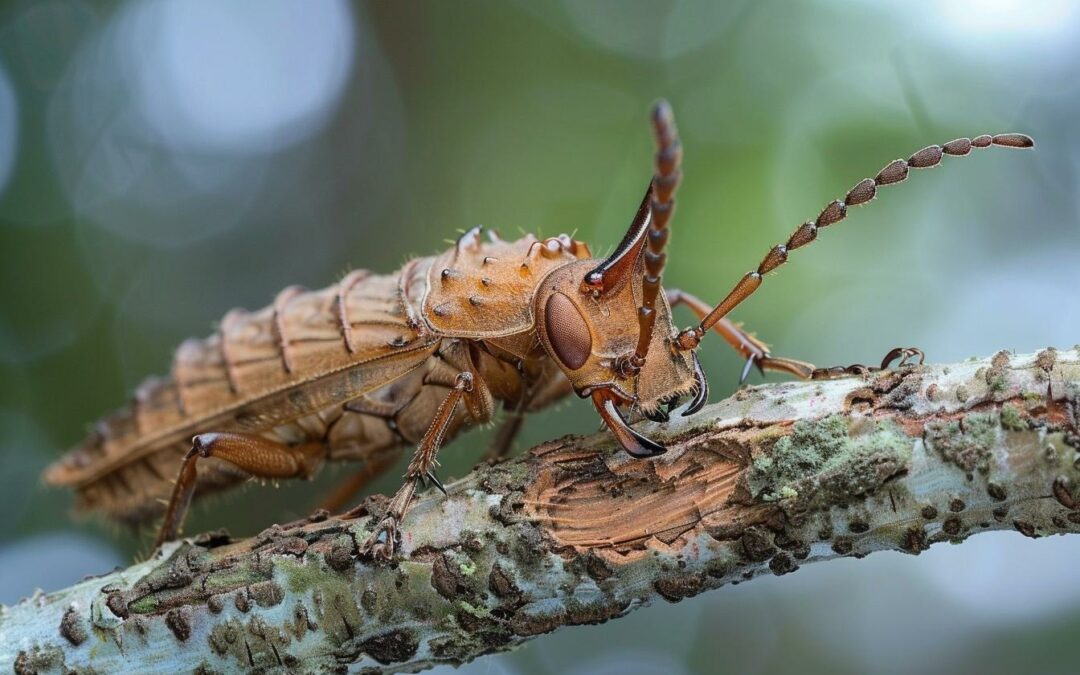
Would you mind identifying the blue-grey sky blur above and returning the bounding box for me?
[1,1,1079,673]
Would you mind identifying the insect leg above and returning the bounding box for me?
[667,288,924,383]
[667,288,816,381]
[360,371,484,563]
[155,433,324,548]
[807,347,925,380]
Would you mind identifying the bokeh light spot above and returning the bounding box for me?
[0,62,18,198]
[939,0,1078,39]
[134,0,355,155]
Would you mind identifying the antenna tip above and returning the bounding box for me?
[993,133,1034,149]
[651,99,673,123]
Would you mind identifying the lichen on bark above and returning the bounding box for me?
[2,347,1079,674]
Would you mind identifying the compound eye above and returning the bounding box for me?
[544,292,592,370]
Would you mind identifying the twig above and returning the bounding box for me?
[3,348,1079,674]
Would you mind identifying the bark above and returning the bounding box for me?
[3,347,1080,675]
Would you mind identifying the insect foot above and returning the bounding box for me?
[808,346,926,381]
[361,514,401,564]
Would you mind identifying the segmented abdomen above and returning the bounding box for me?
[44,259,440,523]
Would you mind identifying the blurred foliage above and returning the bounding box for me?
[1,1,1079,673]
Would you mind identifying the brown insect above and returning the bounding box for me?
[43,101,1033,561]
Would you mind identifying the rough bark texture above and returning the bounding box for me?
[3,348,1080,674]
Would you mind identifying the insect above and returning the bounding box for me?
[43,101,1033,561]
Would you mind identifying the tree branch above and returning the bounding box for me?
[3,348,1080,674]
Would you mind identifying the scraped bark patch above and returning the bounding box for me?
[524,440,746,562]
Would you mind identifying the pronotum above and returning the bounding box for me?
[44,101,1033,561]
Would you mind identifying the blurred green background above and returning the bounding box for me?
[1,1,1078,673]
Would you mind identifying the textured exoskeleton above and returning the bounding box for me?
[44,101,1033,561]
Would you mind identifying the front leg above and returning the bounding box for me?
[360,371,490,563]
[667,288,923,383]
[809,347,925,380]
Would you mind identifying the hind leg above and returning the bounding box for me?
[155,433,324,548]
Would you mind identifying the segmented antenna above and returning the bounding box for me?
[619,99,684,375]
[673,132,1035,351]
